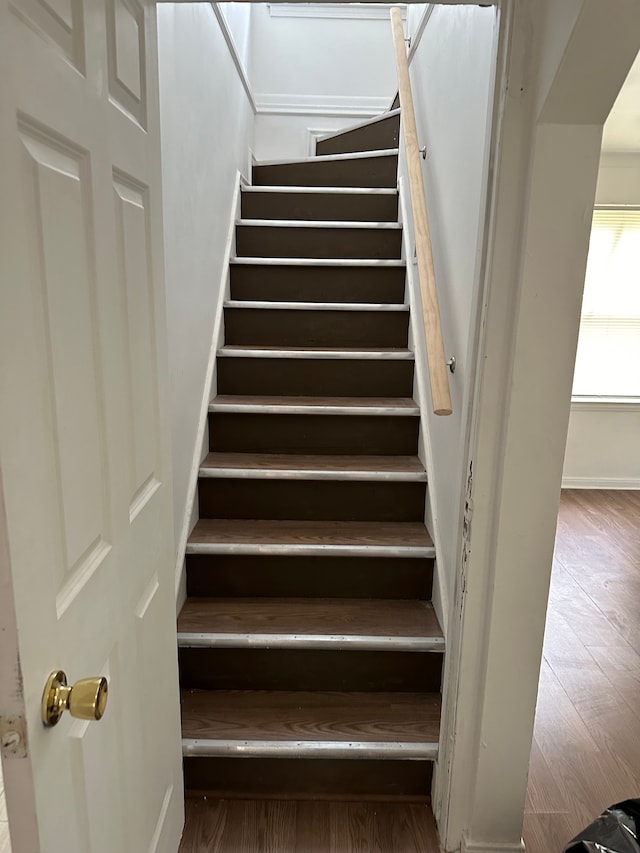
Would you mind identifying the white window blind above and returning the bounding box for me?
[572,208,640,397]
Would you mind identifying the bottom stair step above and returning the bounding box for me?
[180,799,440,851]
[183,757,433,801]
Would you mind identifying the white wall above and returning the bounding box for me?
[157,4,254,581]
[250,5,398,159]
[400,5,498,617]
[562,151,640,488]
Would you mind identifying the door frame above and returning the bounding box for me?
[0,464,39,850]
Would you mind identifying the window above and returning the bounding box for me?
[572,208,640,398]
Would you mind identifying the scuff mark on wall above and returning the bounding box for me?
[460,460,474,604]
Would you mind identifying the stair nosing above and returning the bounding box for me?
[186,541,434,558]
[217,347,414,361]
[208,398,419,416]
[254,148,399,167]
[177,632,443,651]
[230,258,406,267]
[237,219,401,230]
[242,185,398,195]
[315,109,401,144]
[224,300,409,312]
[181,738,438,761]
[198,468,426,483]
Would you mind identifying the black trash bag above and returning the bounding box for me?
[564,800,640,853]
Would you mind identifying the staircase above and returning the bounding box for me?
[177,108,444,805]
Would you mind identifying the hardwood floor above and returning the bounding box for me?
[0,763,11,853]
[524,489,640,853]
[179,799,439,853]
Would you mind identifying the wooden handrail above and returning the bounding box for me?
[390,7,452,416]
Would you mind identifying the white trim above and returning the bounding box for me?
[407,5,435,65]
[267,3,407,21]
[254,93,391,118]
[0,466,40,850]
[173,174,242,602]
[308,127,334,156]
[462,839,525,853]
[210,4,256,114]
[571,396,640,412]
[562,476,640,489]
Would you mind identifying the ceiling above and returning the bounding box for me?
[602,49,640,152]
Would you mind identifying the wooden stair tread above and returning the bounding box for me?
[188,519,433,548]
[181,690,441,744]
[177,598,442,639]
[211,394,419,411]
[200,452,425,475]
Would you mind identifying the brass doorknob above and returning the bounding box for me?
[41,670,108,727]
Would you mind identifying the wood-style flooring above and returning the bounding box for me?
[179,799,439,852]
[179,489,640,852]
[524,489,640,853]
[0,764,11,853]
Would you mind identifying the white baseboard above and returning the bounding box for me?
[462,836,525,853]
[173,172,242,603]
[254,93,390,117]
[562,476,640,489]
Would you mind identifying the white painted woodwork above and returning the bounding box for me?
[0,1,183,850]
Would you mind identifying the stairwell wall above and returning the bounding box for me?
[157,4,255,590]
[250,5,398,159]
[400,5,498,623]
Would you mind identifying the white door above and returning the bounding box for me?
[0,0,184,850]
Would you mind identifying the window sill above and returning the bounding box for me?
[570,396,640,412]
